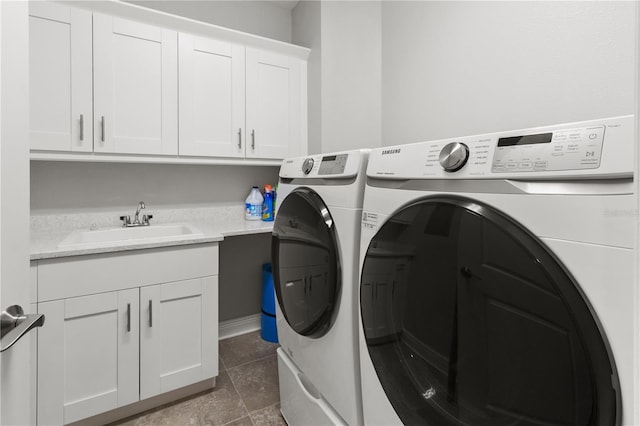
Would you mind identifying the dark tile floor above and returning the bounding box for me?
[114,331,285,426]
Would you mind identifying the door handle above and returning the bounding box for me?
[148,300,153,328]
[0,305,45,352]
[79,114,84,141]
[127,303,131,332]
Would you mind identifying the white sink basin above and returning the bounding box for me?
[58,223,204,249]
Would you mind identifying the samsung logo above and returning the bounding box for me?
[381,149,401,155]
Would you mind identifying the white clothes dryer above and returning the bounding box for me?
[358,116,638,425]
[273,149,369,426]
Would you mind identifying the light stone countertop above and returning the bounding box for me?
[30,205,274,260]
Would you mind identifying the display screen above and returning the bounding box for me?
[498,132,553,147]
[319,154,348,175]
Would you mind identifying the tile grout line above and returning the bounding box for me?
[226,361,256,426]
[220,333,278,426]
[219,353,228,372]
[247,400,283,416]
[225,354,280,426]
[220,349,279,371]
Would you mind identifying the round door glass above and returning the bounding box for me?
[360,196,619,425]
[272,188,340,338]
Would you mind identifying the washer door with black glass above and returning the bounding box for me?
[272,187,340,338]
[360,196,620,426]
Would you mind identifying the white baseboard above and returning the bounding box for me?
[219,313,262,340]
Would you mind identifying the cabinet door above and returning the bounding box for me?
[37,290,139,425]
[140,276,218,400]
[246,49,304,160]
[179,33,245,158]
[93,14,178,155]
[29,2,92,152]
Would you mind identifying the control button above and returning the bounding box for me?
[506,162,518,169]
[534,161,548,170]
[439,142,469,172]
[589,133,598,140]
[492,164,506,172]
[519,162,533,169]
[302,158,314,175]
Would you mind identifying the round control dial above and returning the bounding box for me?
[302,158,314,175]
[439,142,469,172]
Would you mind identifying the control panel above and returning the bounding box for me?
[491,126,604,173]
[367,116,633,180]
[279,150,368,179]
[318,154,349,175]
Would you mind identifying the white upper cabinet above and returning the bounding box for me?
[178,34,245,158]
[27,2,308,162]
[93,14,178,155]
[246,49,304,160]
[29,2,92,152]
[179,42,306,161]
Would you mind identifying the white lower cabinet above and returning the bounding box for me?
[140,277,218,400]
[38,290,139,424]
[34,244,219,425]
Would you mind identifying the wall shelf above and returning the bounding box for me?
[30,152,283,167]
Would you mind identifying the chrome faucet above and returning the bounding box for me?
[120,201,153,227]
[133,201,145,225]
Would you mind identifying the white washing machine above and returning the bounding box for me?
[358,116,638,425]
[273,149,369,426]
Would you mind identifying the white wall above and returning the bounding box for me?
[293,1,635,151]
[293,1,382,155]
[381,1,635,144]
[31,162,279,214]
[321,1,382,153]
[293,1,322,155]
[127,0,293,43]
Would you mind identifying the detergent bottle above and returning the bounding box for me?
[245,186,263,221]
[262,185,274,222]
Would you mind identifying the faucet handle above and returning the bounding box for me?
[142,214,153,225]
[119,215,131,227]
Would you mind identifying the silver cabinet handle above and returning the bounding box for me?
[101,116,105,142]
[148,300,153,328]
[126,303,131,332]
[0,305,45,352]
[238,128,242,149]
[251,129,255,150]
[79,114,84,141]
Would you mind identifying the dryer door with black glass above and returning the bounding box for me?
[272,188,340,338]
[360,195,619,426]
